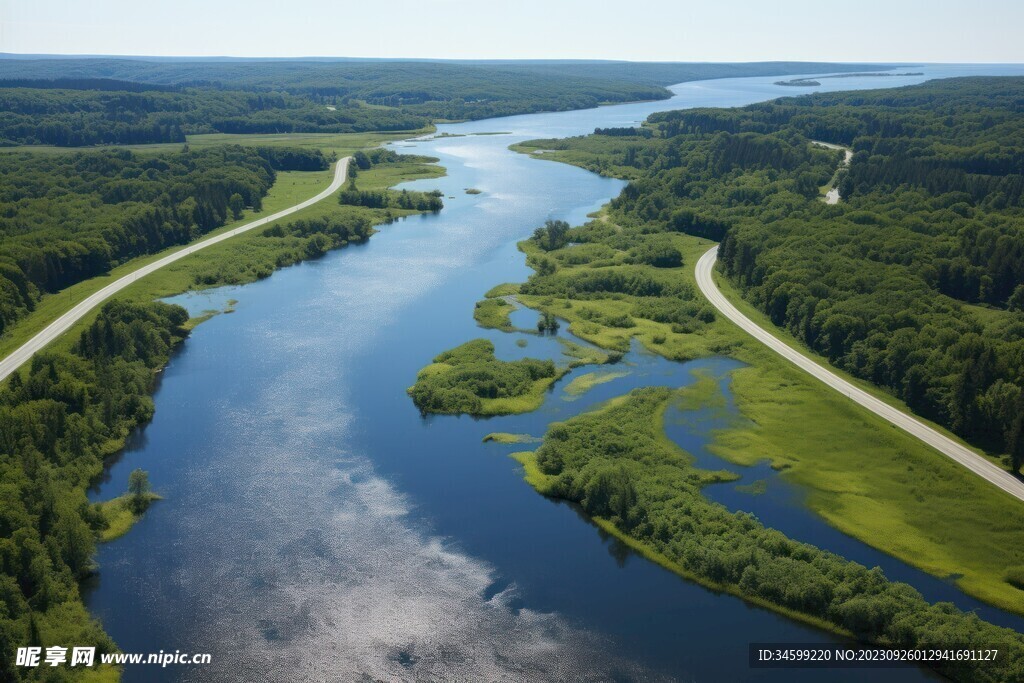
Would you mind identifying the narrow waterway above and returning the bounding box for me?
[86,64,1024,682]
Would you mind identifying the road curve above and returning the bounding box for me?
[812,141,853,205]
[0,157,351,383]
[695,245,1024,503]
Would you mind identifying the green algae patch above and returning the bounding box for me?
[483,432,543,444]
[558,339,619,367]
[563,370,629,398]
[735,479,768,496]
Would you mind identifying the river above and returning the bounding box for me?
[86,64,1024,682]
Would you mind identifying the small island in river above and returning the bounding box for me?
[776,71,924,86]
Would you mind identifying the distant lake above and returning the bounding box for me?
[86,64,1024,682]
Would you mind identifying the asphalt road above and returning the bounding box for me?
[695,245,1024,502]
[0,157,350,383]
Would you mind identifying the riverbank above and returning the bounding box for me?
[96,494,163,542]
[0,140,446,681]
[0,130,433,364]
[510,386,1024,682]
[2,152,443,366]
[502,137,1024,615]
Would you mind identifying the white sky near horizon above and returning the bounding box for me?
[0,0,1022,63]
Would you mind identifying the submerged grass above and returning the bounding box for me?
[557,339,616,366]
[673,371,728,412]
[562,370,628,397]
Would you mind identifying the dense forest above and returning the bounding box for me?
[0,86,425,146]
[0,65,666,146]
[521,387,1024,683]
[0,300,189,680]
[337,187,443,212]
[522,76,1024,469]
[0,58,885,95]
[0,145,327,336]
[0,59,888,147]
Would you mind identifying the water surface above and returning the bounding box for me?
[87,65,1024,681]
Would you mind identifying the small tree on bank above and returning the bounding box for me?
[128,468,152,513]
[532,219,571,251]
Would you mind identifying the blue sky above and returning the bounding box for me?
[2,0,1022,62]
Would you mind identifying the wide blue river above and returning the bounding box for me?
[87,65,1024,682]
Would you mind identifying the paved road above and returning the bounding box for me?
[814,142,853,205]
[0,157,351,383]
[695,245,1024,502]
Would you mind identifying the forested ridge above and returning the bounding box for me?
[0,87,427,146]
[0,58,886,95]
[0,59,889,148]
[0,144,328,337]
[0,63,671,147]
[524,76,1024,469]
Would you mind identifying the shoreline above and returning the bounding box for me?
[0,141,448,680]
[492,138,1024,616]
[0,157,352,384]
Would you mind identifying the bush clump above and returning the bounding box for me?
[408,339,561,415]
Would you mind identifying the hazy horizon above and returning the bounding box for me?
[2,54,1020,66]
[0,54,945,64]
[2,0,1022,63]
